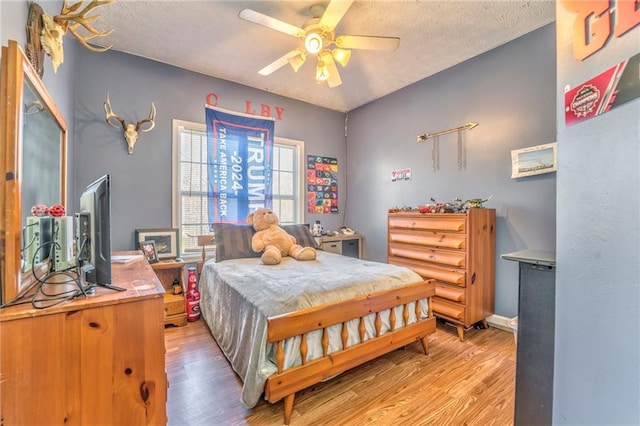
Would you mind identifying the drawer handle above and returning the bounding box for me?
[471,272,476,284]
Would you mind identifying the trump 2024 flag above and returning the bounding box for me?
[206,106,274,224]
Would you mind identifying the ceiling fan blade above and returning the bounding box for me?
[323,55,343,88]
[335,35,400,51]
[239,9,305,38]
[258,49,302,76]
[319,0,355,31]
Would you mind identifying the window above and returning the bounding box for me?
[172,119,304,257]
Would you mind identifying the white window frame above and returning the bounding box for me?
[171,119,305,258]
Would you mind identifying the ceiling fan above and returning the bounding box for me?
[238,0,400,88]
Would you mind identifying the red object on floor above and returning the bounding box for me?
[186,267,201,322]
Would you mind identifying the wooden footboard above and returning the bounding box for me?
[265,279,436,425]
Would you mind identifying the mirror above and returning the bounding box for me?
[1,40,67,304]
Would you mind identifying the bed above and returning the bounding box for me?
[198,224,436,425]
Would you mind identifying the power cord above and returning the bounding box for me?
[0,238,92,310]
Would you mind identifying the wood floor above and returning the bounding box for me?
[164,318,516,426]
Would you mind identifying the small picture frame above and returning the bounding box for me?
[135,228,179,259]
[139,240,159,263]
[511,142,557,179]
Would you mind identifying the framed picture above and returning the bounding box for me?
[511,142,557,179]
[135,228,179,259]
[139,240,159,264]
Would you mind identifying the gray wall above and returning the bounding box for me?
[554,4,639,424]
[72,48,346,251]
[346,24,557,318]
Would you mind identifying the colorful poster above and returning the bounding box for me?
[565,52,640,126]
[306,155,338,214]
[206,106,274,224]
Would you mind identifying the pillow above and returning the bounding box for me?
[212,223,261,262]
[281,224,320,249]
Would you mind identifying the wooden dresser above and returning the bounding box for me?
[388,209,496,341]
[0,252,167,425]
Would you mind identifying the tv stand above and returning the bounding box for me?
[92,283,126,292]
[80,264,125,292]
[0,252,167,424]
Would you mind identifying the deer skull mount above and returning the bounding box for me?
[104,93,156,155]
[40,0,115,73]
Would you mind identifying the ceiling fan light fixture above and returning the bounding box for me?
[288,51,306,72]
[316,60,329,82]
[332,48,351,67]
[305,32,323,54]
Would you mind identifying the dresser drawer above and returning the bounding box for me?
[389,229,466,250]
[389,244,466,268]
[432,298,465,321]
[321,241,342,255]
[164,294,185,316]
[435,284,465,303]
[388,257,466,286]
[388,214,466,232]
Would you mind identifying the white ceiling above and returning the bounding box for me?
[91,0,555,112]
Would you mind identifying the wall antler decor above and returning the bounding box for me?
[32,0,116,73]
[104,92,156,155]
[417,122,479,171]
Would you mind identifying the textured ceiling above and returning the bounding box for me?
[91,0,555,112]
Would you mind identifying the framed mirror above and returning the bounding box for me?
[1,40,67,304]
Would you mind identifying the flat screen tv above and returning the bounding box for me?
[78,174,112,286]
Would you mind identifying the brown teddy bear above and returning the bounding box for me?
[247,208,317,265]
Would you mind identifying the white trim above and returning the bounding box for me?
[171,119,205,228]
[486,314,516,332]
[171,122,306,254]
[275,136,305,224]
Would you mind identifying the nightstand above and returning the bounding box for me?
[151,260,187,327]
[320,234,362,259]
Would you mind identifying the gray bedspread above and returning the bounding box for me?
[199,250,426,408]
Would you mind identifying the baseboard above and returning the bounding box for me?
[486,314,514,332]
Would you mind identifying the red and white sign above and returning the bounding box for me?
[391,168,412,182]
[565,52,640,126]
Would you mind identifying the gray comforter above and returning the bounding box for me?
[199,250,425,408]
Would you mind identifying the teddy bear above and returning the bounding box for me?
[246,207,317,265]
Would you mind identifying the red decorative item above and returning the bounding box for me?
[31,204,49,217]
[186,267,201,322]
[48,204,66,217]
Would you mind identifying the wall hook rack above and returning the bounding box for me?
[417,122,479,142]
[417,122,479,171]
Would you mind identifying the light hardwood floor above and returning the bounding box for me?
[165,318,516,426]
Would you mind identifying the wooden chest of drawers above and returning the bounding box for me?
[0,253,167,425]
[388,209,496,341]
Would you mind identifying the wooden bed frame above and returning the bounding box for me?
[196,237,436,424]
[264,279,436,425]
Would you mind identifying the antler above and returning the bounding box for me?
[136,103,156,133]
[103,92,156,154]
[54,0,115,52]
[104,92,126,130]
